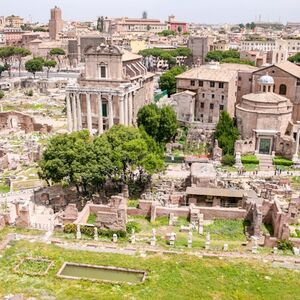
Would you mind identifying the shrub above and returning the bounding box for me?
[126,221,141,234]
[25,89,33,97]
[63,223,76,234]
[273,157,293,167]
[241,155,259,165]
[277,239,294,251]
[0,90,4,99]
[222,154,235,166]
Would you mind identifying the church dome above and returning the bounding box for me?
[259,74,274,85]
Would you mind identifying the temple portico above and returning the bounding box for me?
[66,87,137,135]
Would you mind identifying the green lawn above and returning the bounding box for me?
[0,241,300,299]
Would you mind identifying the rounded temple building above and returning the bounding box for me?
[236,74,295,156]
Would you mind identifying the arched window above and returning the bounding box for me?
[279,84,287,95]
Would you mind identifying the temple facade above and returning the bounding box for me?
[66,42,154,135]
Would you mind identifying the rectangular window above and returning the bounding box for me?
[210,81,215,88]
[100,66,106,78]
[191,80,195,86]
[212,94,215,99]
[202,93,205,98]
[210,103,214,110]
[220,104,224,111]
[200,102,204,108]
[199,80,203,87]
[221,95,225,100]
[219,82,224,89]
[102,103,108,117]
[297,79,300,86]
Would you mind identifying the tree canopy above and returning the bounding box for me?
[49,48,65,71]
[39,126,165,195]
[159,65,186,96]
[214,112,239,155]
[288,53,300,63]
[44,59,57,77]
[205,50,254,66]
[25,58,44,78]
[137,104,178,144]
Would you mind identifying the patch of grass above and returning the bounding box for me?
[0,184,10,193]
[128,199,139,208]
[204,219,247,241]
[87,213,97,225]
[243,164,258,172]
[1,241,300,299]
[152,216,169,227]
[16,258,52,275]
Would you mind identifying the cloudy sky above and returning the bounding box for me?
[1,0,299,24]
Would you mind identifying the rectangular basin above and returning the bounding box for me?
[57,262,147,284]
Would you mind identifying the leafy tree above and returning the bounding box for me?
[221,57,255,66]
[288,53,300,63]
[0,64,7,77]
[137,104,178,144]
[25,58,43,78]
[0,46,15,77]
[158,30,176,37]
[49,48,65,71]
[214,112,239,155]
[0,90,4,99]
[137,104,161,140]
[13,47,31,76]
[206,50,240,62]
[159,66,186,96]
[177,26,183,34]
[44,59,57,78]
[157,106,178,144]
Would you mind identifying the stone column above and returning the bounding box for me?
[66,93,73,132]
[119,95,125,125]
[124,93,128,126]
[76,93,82,131]
[86,93,93,134]
[97,93,103,135]
[72,93,78,131]
[128,92,133,126]
[108,95,114,128]
[294,128,300,161]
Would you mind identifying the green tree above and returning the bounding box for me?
[0,46,15,77]
[0,64,7,77]
[13,47,31,76]
[158,30,176,37]
[159,66,186,96]
[206,50,240,62]
[0,90,4,99]
[177,26,183,34]
[25,58,44,78]
[44,59,57,78]
[49,48,66,71]
[288,53,300,63]
[221,57,255,66]
[157,106,178,144]
[137,104,178,144]
[214,111,239,155]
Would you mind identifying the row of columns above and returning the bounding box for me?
[67,91,134,135]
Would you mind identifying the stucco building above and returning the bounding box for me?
[174,63,257,125]
[66,42,154,135]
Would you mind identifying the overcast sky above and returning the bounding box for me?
[1,0,299,24]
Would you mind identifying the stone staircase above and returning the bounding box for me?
[256,154,275,172]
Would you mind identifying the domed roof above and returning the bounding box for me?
[259,73,274,85]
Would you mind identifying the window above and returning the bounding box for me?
[102,103,108,117]
[199,80,203,87]
[100,66,107,78]
[279,84,287,95]
[202,93,205,98]
[212,94,215,99]
[208,116,212,123]
[191,80,196,86]
[297,79,300,86]
[219,82,224,89]
[221,95,225,100]
[220,104,224,111]
[210,103,214,110]
[200,102,204,108]
[210,81,215,88]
